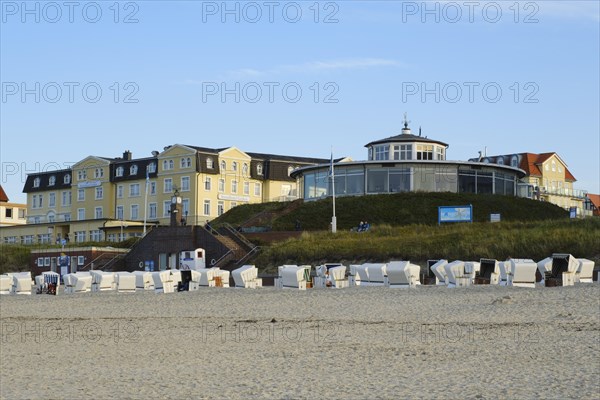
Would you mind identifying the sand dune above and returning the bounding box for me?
[1,284,599,399]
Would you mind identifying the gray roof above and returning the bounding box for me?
[365,133,449,148]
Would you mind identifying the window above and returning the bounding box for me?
[218,179,225,192]
[95,187,103,200]
[551,160,556,172]
[90,230,103,242]
[374,145,389,161]
[77,208,85,220]
[33,177,40,188]
[232,161,238,172]
[64,174,71,184]
[130,183,140,197]
[203,200,211,216]
[95,168,104,178]
[116,206,124,220]
[217,201,224,216]
[148,162,156,173]
[416,144,433,160]
[206,158,214,169]
[163,201,171,217]
[95,207,103,219]
[497,158,504,165]
[63,213,70,221]
[61,191,71,206]
[47,212,55,223]
[243,163,249,176]
[162,160,174,170]
[130,165,138,175]
[4,208,12,218]
[117,185,124,198]
[254,183,261,196]
[115,166,124,177]
[23,235,34,244]
[181,157,192,168]
[149,203,157,219]
[150,182,156,195]
[49,176,56,186]
[77,255,85,264]
[182,199,189,215]
[48,192,56,207]
[78,189,85,201]
[181,176,190,191]
[204,177,211,191]
[436,147,445,160]
[511,156,518,168]
[231,180,238,194]
[78,170,86,180]
[131,204,139,220]
[164,178,173,193]
[221,160,227,171]
[257,164,263,175]
[36,194,43,208]
[243,182,250,195]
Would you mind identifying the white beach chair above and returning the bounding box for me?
[90,271,116,292]
[547,254,578,287]
[281,265,308,290]
[37,271,60,294]
[476,259,499,285]
[152,271,173,293]
[10,272,33,295]
[575,259,595,283]
[498,262,511,286]
[348,265,362,286]
[133,271,154,290]
[0,275,12,294]
[507,259,537,288]
[313,265,328,288]
[64,272,92,294]
[362,263,387,286]
[387,261,420,288]
[114,272,136,293]
[232,265,261,288]
[537,257,553,286]
[464,261,480,283]
[329,265,348,288]
[430,259,448,286]
[444,261,468,288]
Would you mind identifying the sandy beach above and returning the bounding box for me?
[1,284,599,399]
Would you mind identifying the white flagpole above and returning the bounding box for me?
[143,166,149,236]
[330,148,337,233]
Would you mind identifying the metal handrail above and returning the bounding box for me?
[222,223,255,250]
[234,246,260,268]
[211,249,234,268]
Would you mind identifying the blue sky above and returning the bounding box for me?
[1,0,599,203]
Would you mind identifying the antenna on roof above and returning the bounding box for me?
[403,112,410,129]
[419,126,422,137]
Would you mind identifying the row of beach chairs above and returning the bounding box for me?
[273,254,596,290]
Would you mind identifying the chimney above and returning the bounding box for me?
[123,150,132,161]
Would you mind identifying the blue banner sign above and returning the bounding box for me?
[438,205,473,224]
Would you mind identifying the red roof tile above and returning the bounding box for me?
[517,152,576,182]
[587,194,600,209]
[0,185,8,202]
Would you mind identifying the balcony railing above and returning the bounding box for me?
[538,187,588,199]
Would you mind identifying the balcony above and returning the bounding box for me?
[538,187,588,199]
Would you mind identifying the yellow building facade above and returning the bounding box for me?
[0,145,328,244]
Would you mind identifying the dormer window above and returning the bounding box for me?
[496,158,504,165]
[130,165,138,175]
[49,176,56,186]
[115,166,124,177]
[206,158,214,169]
[64,174,71,184]
[257,164,263,175]
[33,177,40,188]
[148,162,156,173]
[510,155,518,168]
